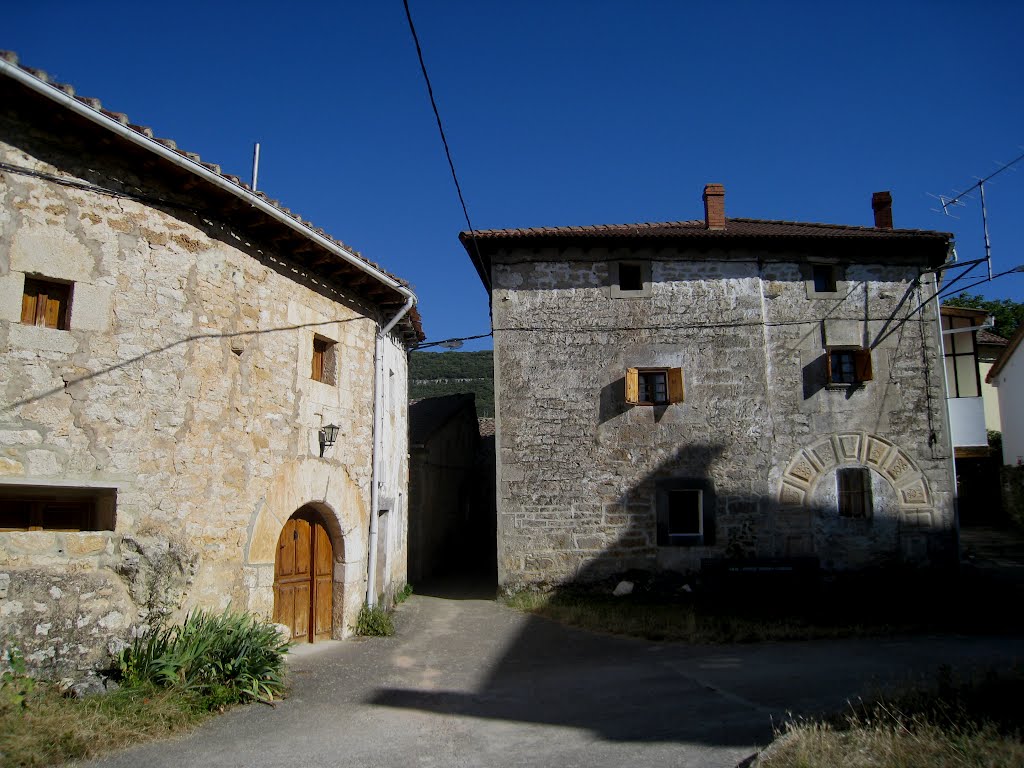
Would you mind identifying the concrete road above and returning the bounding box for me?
[83,595,1024,768]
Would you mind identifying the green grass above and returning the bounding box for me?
[757,667,1024,767]
[0,609,290,767]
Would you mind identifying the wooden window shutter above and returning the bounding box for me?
[625,368,639,404]
[311,342,324,382]
[825,351,834,383]
[667,367,685,403]
[21,286,38,325]
[854,349,873,382]
[44,290,65,329]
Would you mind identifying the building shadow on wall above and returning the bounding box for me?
[367,438,1020,748]
[370,442,787,747]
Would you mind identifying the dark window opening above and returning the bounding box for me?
[21,277,72,330]
[639,370,668,405]
[812,264,837,293]
[827,348,872,386]
[618,263,644,291]
[837,467,872,519]
[668,490,702,536]
[656,479,714,546]
[0,485,116,531]
[311,336,337,385]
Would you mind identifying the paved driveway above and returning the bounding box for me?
[84,595,1023,768]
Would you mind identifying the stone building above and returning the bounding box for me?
[0,52,422,677]
[462,184,957,591]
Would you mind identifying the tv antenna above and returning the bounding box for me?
[928,148,1024,281]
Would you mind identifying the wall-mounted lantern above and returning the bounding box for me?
[318,424,340,458]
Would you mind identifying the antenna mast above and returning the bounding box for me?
[930,149,1024,280]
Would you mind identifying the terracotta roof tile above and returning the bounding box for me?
[977,329,1009,347]
[467,217,951,241]
[0,49,423,342]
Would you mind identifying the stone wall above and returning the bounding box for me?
[491,245,955,590]
[0,108,409,677]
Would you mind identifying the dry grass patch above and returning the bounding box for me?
[757,667,1024,768]
[0,682,211,768]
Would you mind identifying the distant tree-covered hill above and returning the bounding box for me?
[409,350,494,417]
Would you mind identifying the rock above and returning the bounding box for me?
[272,623,293,643]
[612,580,634,597]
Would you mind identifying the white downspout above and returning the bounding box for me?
[367,295,416,609]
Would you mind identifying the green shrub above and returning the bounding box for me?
[395,583,414,604]
[355,604,395,637]
[116,609,289,706]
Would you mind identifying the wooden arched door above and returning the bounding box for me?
[273,508,333,642]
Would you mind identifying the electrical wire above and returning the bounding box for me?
[414,332,493,350]
[401,0,489,290]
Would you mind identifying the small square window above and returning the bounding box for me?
[311,336,337,385]
[625,367,684,406]
[656,479,714,546]
[618,263,644,291]
[812,264,837,293]
[21,277,71,330]
[837,467,872,518]
[826,348,872,386]
[805,263,844,298]
[610,261,651,297]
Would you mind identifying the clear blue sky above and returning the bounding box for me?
[7,2,1023,350]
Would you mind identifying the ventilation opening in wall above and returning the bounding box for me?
[811,264,837,293]
[0,485,116,531]
[618,262,644,291]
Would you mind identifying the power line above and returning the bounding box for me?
[415,332,493,350]
[401,0,489,291]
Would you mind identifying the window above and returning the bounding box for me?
[656,479,715,546]
[21,277,71,330]
[837,467,872,518]
[941,315,981,398]
[804,262,844,298]
[610,261,651,297]
[618,263,644,291]
[811,264,837,293]
[0,485,116,531]
[311,336,337,385]
[826,348,872,386]
[625,367,684,405]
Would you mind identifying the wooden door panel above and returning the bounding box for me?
[277,519,296,577]
[313,523,333,641]
[294,519,312,577]
[274,514,334,643]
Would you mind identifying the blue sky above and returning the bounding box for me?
[6,2,1023,350]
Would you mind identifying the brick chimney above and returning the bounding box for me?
[872,191,893,229]
[703,183,725,230]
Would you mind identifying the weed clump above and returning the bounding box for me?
[116,608,290,706]
[355,604,395,637]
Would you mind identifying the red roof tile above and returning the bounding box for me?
[466,217,952,241]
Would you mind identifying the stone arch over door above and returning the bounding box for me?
[244,459,369,638]
[778,432,935,566]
